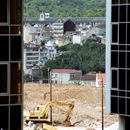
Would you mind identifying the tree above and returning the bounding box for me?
[42,37,105,77]
[24,0,105,17]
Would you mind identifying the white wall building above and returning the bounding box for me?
[45,40,57,60]
[72,34,83,45]
[52,21,64,37]
[39,12,50,21]
[51,69,82,84]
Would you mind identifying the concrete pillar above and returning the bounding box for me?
[119,116,125,130]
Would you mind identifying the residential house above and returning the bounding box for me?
[51,69,82,84]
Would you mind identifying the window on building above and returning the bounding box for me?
[127,23,130,44]
[111,97,118,113]
[112,24,118,43]
[127,52,130,68]
[111,51,118,67]
[0,26,9,34]
[11,63,21,94]
[0,65,8,93]
[0,106,8,130]
[10,0,22,24]
[111,90,118,96]
[11,26,22,34]
[119,69,126,90]
[119,23,126,44]
[127,70,130,90]
[119,52,126,68]
[10,106,21,129]
[120,0,127,4]
[127,99,130,115]
[10,36,22,61]
[112,70,118,89]
[0,0,7,23]
[112,6,118,22]
[0,37,9,61]
[119,98,126,114]
[120,5,126,22]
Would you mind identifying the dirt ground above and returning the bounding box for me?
[24,83,117,130]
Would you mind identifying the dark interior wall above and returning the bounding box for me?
[0,0,23,129]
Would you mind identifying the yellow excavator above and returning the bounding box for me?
[24,101,74,127]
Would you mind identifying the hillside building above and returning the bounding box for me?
[24,41,57,74]
[52,19,76,38]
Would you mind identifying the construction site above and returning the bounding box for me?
[24,83,117,130]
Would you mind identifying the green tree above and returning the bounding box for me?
[24,0,105,17]
[42,37,105,77]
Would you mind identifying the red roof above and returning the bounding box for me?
[51,69,81,73]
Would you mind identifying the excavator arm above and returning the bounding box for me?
[25,101,74,126]
[42,101,74,126]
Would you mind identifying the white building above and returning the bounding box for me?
[45,40,57,60]
[72,34,83,45]
[24,41,57,74]
[52,20,64,37]
[39,12,50,21]
[51,69,82,84]
[23,24,41,43]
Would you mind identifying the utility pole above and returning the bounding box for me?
[48,68,52,124]
[98,72,104,130]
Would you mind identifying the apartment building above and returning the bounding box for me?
[24,44,40,74]
[24,41,57,74]
[106,0,130,129]
[52,19,76,38]
[0,0,23,129]
[52,20,64,38]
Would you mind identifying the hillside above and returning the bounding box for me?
[24,0,105,17]
[42,37,105,78]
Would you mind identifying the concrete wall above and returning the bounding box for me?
[106,0,111,114]
[51,72,70,84]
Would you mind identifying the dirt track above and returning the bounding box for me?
[24,83,117,130]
